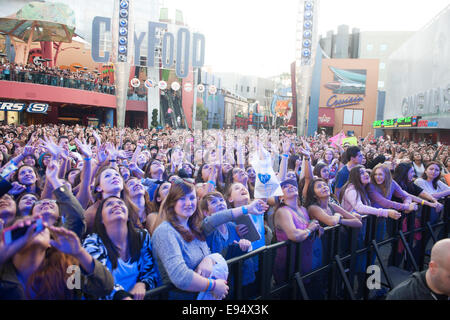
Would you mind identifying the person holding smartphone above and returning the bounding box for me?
[0,217,114,299]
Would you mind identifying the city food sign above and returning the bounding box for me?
[91,17,205,78]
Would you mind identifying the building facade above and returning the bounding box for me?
[317,58,380,137]
[380,4,450,144]
[0,0,208,129]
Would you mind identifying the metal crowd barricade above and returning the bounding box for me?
[144,199,449,300]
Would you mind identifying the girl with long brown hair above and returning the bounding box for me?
[123,177,153,229]
[84,166,124,234]
[146,181,171,235]
[83,196,161,300]
[340,165,401,219]
[151,180,229,300]
[367,164,417,243]
[0,218,114,300]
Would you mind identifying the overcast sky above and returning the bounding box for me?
[165,0,449,77]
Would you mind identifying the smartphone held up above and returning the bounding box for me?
[2,218,44,245]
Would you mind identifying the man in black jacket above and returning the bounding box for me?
[386,239,450,300]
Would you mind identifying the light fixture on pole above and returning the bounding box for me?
[296,0,319,136]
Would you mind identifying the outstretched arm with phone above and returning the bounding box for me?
[0,217,46,266]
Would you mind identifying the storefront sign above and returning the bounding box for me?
[326,95,364,108]
[373,116,419,128]
[0,102,48,114]
[318,107,335,127]
[401,83,450,117]
[418,120,438,128]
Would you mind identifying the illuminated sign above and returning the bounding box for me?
[418,120,438,128]
[0,102,49,113]
[373,116,419,128]
[326,95,364,108]
[91,18,205,78]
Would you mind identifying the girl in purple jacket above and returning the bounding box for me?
[367,164,417,242]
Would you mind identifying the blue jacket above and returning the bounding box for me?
[83,228,161,300]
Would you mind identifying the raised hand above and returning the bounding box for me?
[282,138,291,155]
[128,161,138,172]
[92,130,102,147]
[59,148,70,161]
[39,135,62,159]
[8,181,26,196]
[74,138,92,159]
[0,216,47,265]
[298,146,311,159]
[97,143,108,164]
[247,199,269,215]
[301,136,312,152]
[22,145,36,157]
[48,226,83,257]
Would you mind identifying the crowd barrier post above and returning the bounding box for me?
[260,248,272,300]
[363,214,376,300]
[293,240,306,300]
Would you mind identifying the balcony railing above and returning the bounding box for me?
[1,67,115,95]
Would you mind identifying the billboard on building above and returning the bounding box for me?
[384,5,450,124]
[319,59,379,137]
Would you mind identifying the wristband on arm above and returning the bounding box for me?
[207,180,216,187]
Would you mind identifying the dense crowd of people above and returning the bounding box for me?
[0,122,448,300]
[0,61,115,94]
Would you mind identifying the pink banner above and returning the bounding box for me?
[328,131,346,146]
